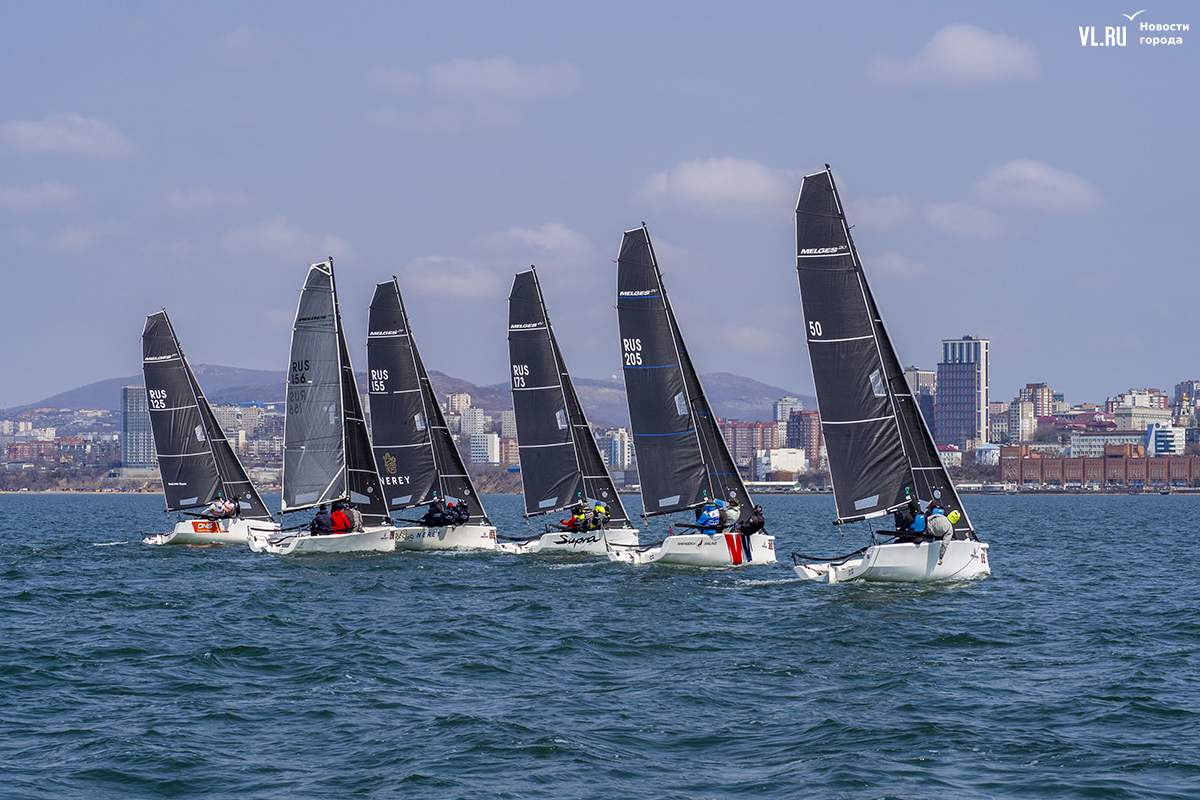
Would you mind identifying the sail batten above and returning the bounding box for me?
[142,310,273,521]
[616,226,753,522]
[795,168,973,533]
[367,279,489,523]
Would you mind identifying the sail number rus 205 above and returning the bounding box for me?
[622,338,642,366]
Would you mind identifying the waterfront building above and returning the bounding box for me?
[461,407,491,437]
[903,366,937,435]
[121,385,156,469]
[499,436,519,467]
[754,448,806,480]
[500,409,517,439]
[1114,406,1172,432]
[716,420,779,469]
[1146,423,1186,456]
[1007,400,1035,444]
[1019,383,1056,417]
[934,336,989,449]
[1068,431,1146,458]
[1106,388,1168,413]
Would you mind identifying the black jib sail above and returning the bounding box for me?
[616,226,752,522]
[366,279,489,524]
[508,268,628,523]
[795,166,973,535]
[282,260,388,524]
[142,310,273,521]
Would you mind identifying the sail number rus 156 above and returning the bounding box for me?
[622,338,642,366]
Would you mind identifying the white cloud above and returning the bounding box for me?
[474,223,597,271]
[400,256,503,299]
[874,23,1039,85]
[221,217,355,264]
[0,182,79,212]
[362,65,420,95]
[51,221,125,253]
[926,202,1005,237]
[974,159,1102,213]
[165,186,253,213]
[864,251,930,279]
[218,27,288,66]
[638,157,794,218]
[0,113,135,158]
[844,195,916,231]
[428,57,579,98]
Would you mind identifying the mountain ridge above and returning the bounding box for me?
[12,366,814,425]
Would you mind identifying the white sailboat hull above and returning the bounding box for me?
[247,525,397,555]
[143,517,278,546]
[393,523,498,551]
[607,531,776,567]
[794,539,990,583]
[496,526,640,556]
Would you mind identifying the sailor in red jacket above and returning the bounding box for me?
[330,502,352,534]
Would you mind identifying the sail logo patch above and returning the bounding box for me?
[799,246,848,255]
[619,289,657,296]
[382,452,397,474]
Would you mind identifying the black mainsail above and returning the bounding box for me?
[142,310,273,521]
[366,279,488,524]
[616,226,751,522]
[795,167,973,535]
[282,260,388,524]
[508,268,628,523]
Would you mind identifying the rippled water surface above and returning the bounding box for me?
[3,492,1199,799]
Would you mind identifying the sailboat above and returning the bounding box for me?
[791,166,990,582]
[248,260,396,554]
[607,226,775,567]
[141,310,279,545]
[365,278,497,551]
[496,267,639,555]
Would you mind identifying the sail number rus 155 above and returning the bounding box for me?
[512,364,528,388]
[622,338,642,366]
[371,369,388,392]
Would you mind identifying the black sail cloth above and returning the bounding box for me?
[367,279,489,524]
[616,226,751,522]
[508,268,628,523]
[795,168,973,536]
[141,310,272,521]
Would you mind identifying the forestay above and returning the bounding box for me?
[142,310,273,521]
[616,226,751,522]
[282,261,388,524]
[366,279,489,524]
[795,167,973,535]
[508,268,628,522]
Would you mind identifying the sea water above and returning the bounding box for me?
[2,493,1198,799]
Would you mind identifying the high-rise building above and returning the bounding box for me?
[470,432,500,464]
[461,407,491,437]
[121,385,156,469]
[786,410,821,468]
[904,366,937,436]
[446,393,472,414]
[1018,383,1055,418]
[773,396,803,424]
[500,409,517,438]
[716,420,779,468]
[934,336,989,448]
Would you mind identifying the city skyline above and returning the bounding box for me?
[2,3,1196,409]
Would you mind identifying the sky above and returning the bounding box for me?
[1,1,1196,410]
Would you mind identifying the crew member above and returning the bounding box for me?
[309,504,334,535]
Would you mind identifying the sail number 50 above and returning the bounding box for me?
[808,321,823,337]
[622,338,642,366]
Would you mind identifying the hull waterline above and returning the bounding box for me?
[394,523,498,551]
[248,525,397,554]
[608,531,776,567]
[143,517,278,546]
[794,539,990,583]
[497,526,639,556]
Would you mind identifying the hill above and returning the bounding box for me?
[14,366,813,425]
